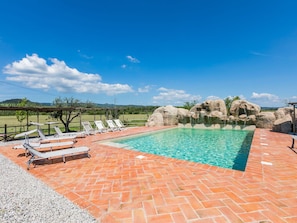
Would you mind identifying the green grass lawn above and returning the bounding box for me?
[0,114,150,135]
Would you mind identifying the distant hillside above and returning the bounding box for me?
[0,98,46,106]
[1,99,24,104]
[0,99,156,108]
[261,107,279,111]
[0,99,281,110]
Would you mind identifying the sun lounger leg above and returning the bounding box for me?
[292,138,295,149]
[27,155,35,170]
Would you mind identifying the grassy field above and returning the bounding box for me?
[0,113,150,135]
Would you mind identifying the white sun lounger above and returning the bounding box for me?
[13,141,75,156]
[113,119,126,130]
[54,126,86,138]
[94,120,108,133]
[13,129,75,154]
[106,120,119,131]
[82,121,100,135]
[13,141,74,150]
[37,129,77,143]
[23,143,90,170]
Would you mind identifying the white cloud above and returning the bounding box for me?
[126,55,140,63]
[138,85,151,93]
[121,64,127,69]
[250,92,283,106]
[205,95,221,101]
[251,92,279,101]
[3,54,133,95]
[153,87,201,105]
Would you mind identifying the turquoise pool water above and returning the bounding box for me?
[114,128,254,171]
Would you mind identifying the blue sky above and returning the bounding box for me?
[0,0,297,107]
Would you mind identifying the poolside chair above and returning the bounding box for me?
[23,143,90,170]
[14,129,38,139]
[13,140,75,155]
[81,121,98,135]
[94,120,108,133]
[54,126,86,138]
[106,120,119,131]
[114,119,126,130]
[37,129,77,143]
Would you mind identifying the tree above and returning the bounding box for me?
[52,97,83,132]
[224,96,241,115]
[183,100,197,110]
[16,98,29,131]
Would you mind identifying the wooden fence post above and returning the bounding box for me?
[4,124,7,141]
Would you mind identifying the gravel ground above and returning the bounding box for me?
[0,153,98,223]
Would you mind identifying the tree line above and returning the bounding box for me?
[0,97,159,132]
[1,96,241,132]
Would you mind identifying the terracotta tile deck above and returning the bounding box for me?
[1,126,297,222]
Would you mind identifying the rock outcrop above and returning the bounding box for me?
[229,100,261,117]
[146,100,297,134]
[273,115,292,133]
[190,99,227,120]
[146,105,190,127]
[146,112,164,127]
[272,107,296,133]
[256,112,276,129]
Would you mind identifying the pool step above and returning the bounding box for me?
[100,141,133,149]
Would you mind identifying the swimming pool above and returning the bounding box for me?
[114,128,254,171]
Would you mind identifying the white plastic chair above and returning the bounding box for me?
[94,120,108,133]
[113,119,126,130]
[106,120,119,131]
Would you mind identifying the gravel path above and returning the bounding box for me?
[0,154,98,223]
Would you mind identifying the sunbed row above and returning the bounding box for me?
[81,119,126,135]
[13,128,90,170]
[12,119,126,169]
[13,119,126,151]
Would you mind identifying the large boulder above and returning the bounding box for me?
[177,108,190,117]
[274,107,293,119]
[272,114,292,133]
[146,112,164,127]
[255,107,296,133]
[146,105,190,126]
[248,114,257,123]
[154,105,178,116]
[256,112,276,129]
[204,99,227,115]
[230,100,261,117]
[272,107,296,133]
[190,99,227,120]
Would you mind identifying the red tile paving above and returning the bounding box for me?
[1,126,297,222]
